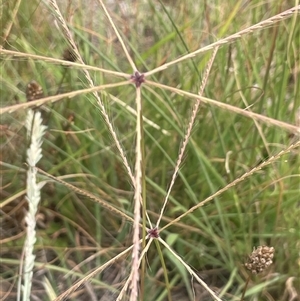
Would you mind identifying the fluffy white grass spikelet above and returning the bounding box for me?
[22,109,47,301]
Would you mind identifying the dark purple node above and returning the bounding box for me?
[131,71,145,88]
[147,227,159,238]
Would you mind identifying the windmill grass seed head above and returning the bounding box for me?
[245,245,275,274]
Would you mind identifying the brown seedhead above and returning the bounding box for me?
[245,245,275,274]
[26,81,44,102]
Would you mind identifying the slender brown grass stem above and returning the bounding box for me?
[240,275,250,301]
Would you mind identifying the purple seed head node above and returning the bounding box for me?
[131,71,145,88]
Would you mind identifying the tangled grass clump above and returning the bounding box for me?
[1,1,300,300]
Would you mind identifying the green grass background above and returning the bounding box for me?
[1,0,299,300]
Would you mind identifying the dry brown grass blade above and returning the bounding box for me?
[53,245,133,301]
[145,5,300,76]
[156,46,220,229]
[161,140,300,232]
[159,238,223,301]
[96,0,137,72]
[0,49,129,77]
[116,238,153,301]
[36,167,135,224]
[0,81,129,114]
[110,94,171,136]
[48,0,135,186]
[145,81,300,135]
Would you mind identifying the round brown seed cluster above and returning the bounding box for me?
[26,81,44,102]
[245,245,275,274]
